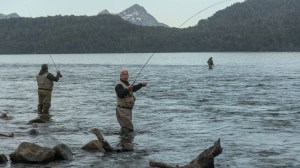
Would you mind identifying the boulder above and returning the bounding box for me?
[9,142,55,164]
[53,144,73,160]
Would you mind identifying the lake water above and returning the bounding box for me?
[0,52,300,168]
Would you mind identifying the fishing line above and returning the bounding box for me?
[244,1,278,49]
[49,55,58,71]
[25,6,82,137]
[26,5,62,76]
[45,18,62,77]
[132,0,234,84]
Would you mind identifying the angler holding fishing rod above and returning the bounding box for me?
[35,16,62,116]
[115,69,147,134]
[36,62,62,115]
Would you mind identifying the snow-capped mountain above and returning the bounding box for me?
[98,4,168,27]
[0,13,20,19]
[118,4,168,27]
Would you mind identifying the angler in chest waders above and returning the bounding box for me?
[36,64,62,115]
[207,57,214,69]
[115,69,147,134]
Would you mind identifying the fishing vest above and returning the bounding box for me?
[115,80,135,108]
[36,73,53,91]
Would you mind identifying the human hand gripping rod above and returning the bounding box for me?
[49,54,62,77]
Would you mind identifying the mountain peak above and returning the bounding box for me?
[118,4,168,27]
[131,4,144,9]
[129,4,147,12]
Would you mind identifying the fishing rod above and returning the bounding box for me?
[49,54,62,77]
[132,0,233,84]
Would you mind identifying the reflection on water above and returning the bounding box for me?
[0,53,300,168]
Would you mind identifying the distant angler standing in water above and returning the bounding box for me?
[207,57,214,69]
[36,64,61,114]
[115,69,147,133]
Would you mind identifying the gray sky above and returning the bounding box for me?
[1,0,245,27]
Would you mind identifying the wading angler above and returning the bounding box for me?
[36,64,62,114]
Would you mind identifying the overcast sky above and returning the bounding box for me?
[1,0,245,27]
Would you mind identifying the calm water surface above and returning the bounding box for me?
[0,52,300,168]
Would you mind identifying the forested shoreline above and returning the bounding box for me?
[0,0,299,54]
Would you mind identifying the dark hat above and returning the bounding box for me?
[41,64,48,69]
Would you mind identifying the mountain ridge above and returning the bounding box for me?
[1,4,168,27]
[98,4,168,27]
[0,13,20,19]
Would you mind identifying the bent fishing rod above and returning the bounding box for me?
[132,0,233,84]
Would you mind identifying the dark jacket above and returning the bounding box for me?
[115,80,143,98]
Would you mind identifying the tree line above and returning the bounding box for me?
[0,0,299,54]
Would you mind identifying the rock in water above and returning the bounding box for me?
[28,117,46,123]
[28,129,39,135]
[0,154,8,163]
[0,112,7,118]
[53,144,73,160]
[0,132,14,137]
[9,142,55,164]
[82,140,105,152]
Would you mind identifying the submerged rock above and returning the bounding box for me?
[0,132,14,137]
[28,129,39,135]
[0,112,12,120]
[0,154,8,163]
[28,114,51,123]
[28,117,46,123]
[0,112,7,118]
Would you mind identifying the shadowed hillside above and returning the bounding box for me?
[0,0,299,54]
